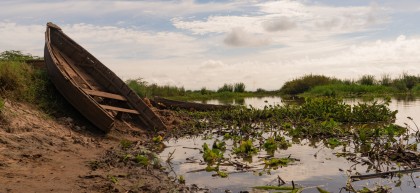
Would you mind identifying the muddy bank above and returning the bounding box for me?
[0,100,184,193]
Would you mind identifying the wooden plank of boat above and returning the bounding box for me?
[153,96,232,111]
[44,22,168,132]
[82,89,127,101]
[100,105,139,114]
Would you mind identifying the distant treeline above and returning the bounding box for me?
[279,74,420,97]
[126,79,263,99]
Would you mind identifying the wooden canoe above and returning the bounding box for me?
[44,22,167,132]
[153,96,232,111]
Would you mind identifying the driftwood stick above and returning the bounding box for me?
[182,147,201,150]
[186,168,207,173]
[350,167,420,181]
[211,170,248,177]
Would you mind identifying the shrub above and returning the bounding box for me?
[358,75,376,85]
[279,74,336,95]
[256,88,266,93]
[200,87,209,95]
[401,73,418,90]
[217,83,234,93]
[0,50,41,61]
[234,82,246,93]
[380,74,392,86]
[0,50,74,116]
[126,78,185,98]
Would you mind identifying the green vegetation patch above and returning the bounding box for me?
[202,142,224,165]
[303,84,394,97]
[284,73,420,97]
[280,74,338,95]
[264,157,294,168]
[0,50,72,116]
[233,139,258,156]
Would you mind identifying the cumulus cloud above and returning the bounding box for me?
[0,0,239,24]
[262,17,296,32]
[224,27,270,47]
[0,1,417,91]
[0,22,45,55]
[172,1,388,45]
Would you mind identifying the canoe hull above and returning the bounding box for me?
[44,22,167,132]
[44,44,114,132]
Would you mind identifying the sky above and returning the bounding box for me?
[1,0,420,90]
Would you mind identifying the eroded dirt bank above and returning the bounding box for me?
[0,100,184,193]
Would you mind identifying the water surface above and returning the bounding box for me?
[159,96,420,192]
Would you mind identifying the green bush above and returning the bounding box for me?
[0,50,41,61]
[217,83,234,93]
[304,84,394,97]
[280,74,336,95]
[380,74,392,86]
[126,78,185,98]
[234,82,246,93]
[413,84,420,93]
[200,87,209,95]
[358,75,376,85]
[400,73,418,90]
[0,50,72,116]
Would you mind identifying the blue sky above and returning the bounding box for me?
[1,0,420,90]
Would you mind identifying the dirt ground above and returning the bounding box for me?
[0,100,185,193]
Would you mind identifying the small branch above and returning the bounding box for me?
[350,167,420,181]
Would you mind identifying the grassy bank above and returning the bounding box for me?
[280,74,420,97]
[0,50,72,116]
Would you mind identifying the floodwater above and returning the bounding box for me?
[159,96,420,192]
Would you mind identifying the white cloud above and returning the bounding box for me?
[0,22,206,59]
[0,1,419,91]
[224,27,270,47]
[262,17,297,32]
[0,0,239,21]
[0,22,44,55]
[172,1,388,47]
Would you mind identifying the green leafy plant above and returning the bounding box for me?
[263,137,278,154]
[264,157,294,168]
[233,139,258,156]
[202,143,224,165]
[135,154,149,165]
[325,138,342,149]
[152,135,163,143]
[217,171,228,178]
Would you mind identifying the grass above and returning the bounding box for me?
[301,84,396,97]
[126,78,186,98]
[0,51,76,117]
[281,74,420,97]
[279,74,338,95]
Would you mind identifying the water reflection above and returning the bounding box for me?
[160,96,420,192]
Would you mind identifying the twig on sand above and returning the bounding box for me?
[350,167,420,181]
